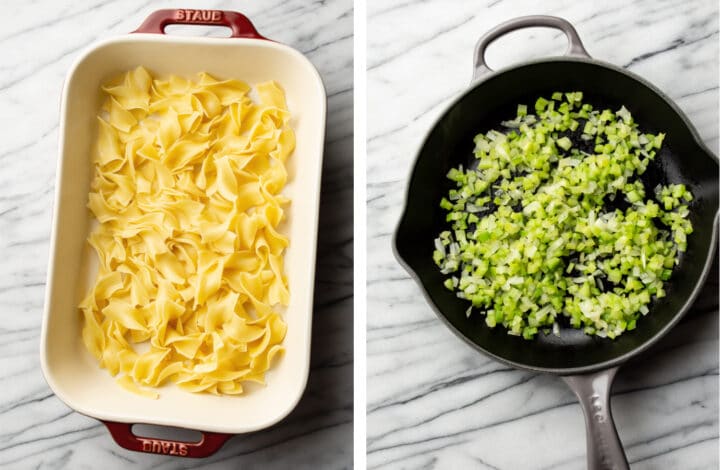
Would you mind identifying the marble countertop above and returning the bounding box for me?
[367,0,718,468]
[0,0,352,468]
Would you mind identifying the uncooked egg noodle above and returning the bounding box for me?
[79,66,295,398]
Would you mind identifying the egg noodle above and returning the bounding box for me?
[79,67,294,397]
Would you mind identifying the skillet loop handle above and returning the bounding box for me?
[472,15,590,82]
[561,368,629,470]
[103,421,232,458]
[134,9,267,40]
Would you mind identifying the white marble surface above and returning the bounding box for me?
[0,0,352,468]
[367,0,718,468]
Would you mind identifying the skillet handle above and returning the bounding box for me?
[561,367,629,470]
[473,15,590,81]
[103,421,232,458]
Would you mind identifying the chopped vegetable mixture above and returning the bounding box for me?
[433,92,693,339]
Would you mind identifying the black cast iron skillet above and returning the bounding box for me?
[394,16,719,470]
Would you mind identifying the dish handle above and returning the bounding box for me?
[472,15,590,82]
[134,9,267,40]
[103,421,232,458]
[561,367,630,470]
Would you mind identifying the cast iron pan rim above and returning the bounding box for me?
[393,55,720,376]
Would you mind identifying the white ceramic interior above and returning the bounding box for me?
[40,34,326,434]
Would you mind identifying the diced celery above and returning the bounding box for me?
[434,92,693,340]
[556,137,572,151]
[535,97,550,112]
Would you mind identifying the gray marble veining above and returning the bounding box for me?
[367,0,718,468]
[0,0,352,468]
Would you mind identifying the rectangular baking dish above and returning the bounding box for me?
[40,9,326,457]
